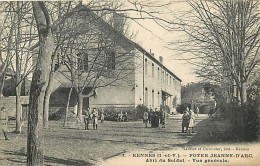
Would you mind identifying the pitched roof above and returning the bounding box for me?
[76,5,181,82]
[31,4,182,82]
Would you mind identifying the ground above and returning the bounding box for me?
[0,114,248,166]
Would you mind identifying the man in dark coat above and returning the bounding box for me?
[83,108,91,130]
[154,109,160,128]
[182,108,190,133]
[0,107,9,140]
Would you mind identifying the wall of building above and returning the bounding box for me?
[89,85,135,109]
[0,96,29,117]
[134,51,182,110]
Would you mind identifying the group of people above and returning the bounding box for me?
[143,108,166,128]
[182,107,196,133]
[83,108,105,130]
[117,111,128,122]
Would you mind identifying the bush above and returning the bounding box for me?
[135,105,149,119]
[160,105,170,114]
[244,102,259,141]
[176,103,190,114]
[49,107,65,121]
[102,106,135,121]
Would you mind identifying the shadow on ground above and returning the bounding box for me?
[2,150,93,166]
[183,117,237,146]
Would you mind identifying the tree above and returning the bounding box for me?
[0,2,16,96]
[57,4,137,123]
[25,0,176,164]
[181,82,206,108]
[174,0,260,106]
[27,2,54,165]
[0,2,37,133]
[171,0,260,140]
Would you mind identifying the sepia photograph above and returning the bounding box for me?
[0,0,259,165]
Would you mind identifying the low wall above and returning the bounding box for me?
[0,96,29,117]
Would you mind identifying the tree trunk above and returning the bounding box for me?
[27,2,53,166]
[63,87,73,127]
[0,72,6,97]
[240,82,247,105]
[43,91,50,129]
[77,92,83,122]
[43,75,55,129]
[15,1,22,134]
[15,83,22,133]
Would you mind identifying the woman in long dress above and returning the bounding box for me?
[189,109,195,133]
[143,111,149,128]
[92,108,98,130]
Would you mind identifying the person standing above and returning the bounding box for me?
[150,109,155,128]
[189,109,196,133]
[154,109,160,128]
[100,108,105,123]
[161,109,166,128]
[124,112,128,122]
[182,107,190,133]
[0,107,9,140]
[92,108,98,130]
[196,106,199,117]
[143,111,149,127]
[148,109,151,124]
[209,107,214,117]
[83,108,90,130]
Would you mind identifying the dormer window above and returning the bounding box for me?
[106,51,115,70]
[77,52,88,71]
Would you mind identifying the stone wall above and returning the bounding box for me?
[0,96,29,117]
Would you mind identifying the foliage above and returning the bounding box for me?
[49,107,66,121]
[247,78,260,104]
[160,105,170,114]
[245,77,260,140]
[181,82,206,104]
[176,103,190,114]
[135,104,149,119]
[102,106,134,121]
[203,82,225,107]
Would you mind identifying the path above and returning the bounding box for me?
[0,114,233,166]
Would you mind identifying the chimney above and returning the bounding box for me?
[150,49,154,57]
[113,13,125,33]
[159,56,163,64]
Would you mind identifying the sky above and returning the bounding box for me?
[123,0,200,85]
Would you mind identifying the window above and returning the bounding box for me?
[162,71,164,83]
[157,67,160,81]
[152,90,154,108]
[145,59,148,75]
[152,63,154,78]
[158,92,160,107]
[166,73,168,85]
[170,76,171,86]
[77,53,83,71]
[83,54,88,71]
[77,53,88,71]
[106,51,115,70]
[145,87,148,105]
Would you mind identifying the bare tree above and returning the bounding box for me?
[27,2,54,165]
[0,2,37,133]
[173,0,260,106]
[25,0,175,164]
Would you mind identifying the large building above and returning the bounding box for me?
[41,4,181,112]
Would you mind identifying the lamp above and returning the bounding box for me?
[93,90,97,98]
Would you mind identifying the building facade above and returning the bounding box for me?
[37,4,181,112]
